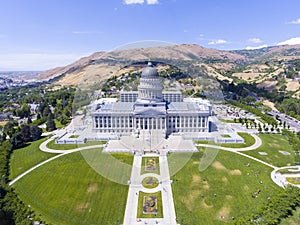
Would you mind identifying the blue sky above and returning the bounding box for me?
[1,0,300,70]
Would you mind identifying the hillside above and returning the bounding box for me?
[37,43,300,98]
[37,44,247,86]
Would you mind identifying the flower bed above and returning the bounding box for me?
[142,176,159,189]
[143,196,157,214]
[145,158,156,172]
[286,177,300,184]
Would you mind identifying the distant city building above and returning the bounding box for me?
[91,62,212,138]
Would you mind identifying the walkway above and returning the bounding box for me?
[123,154,178,225]
[195,133,277,169]
[195,133,262,152]
[9,129,293,225]
[9,136,103,186]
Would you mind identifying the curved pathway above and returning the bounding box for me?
[195,133,277,169]
[271,166,300,188]
[9,139,104,186]
[195,133,262,152]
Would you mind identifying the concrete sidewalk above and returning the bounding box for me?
[123,154,178,225]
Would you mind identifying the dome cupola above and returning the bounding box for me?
[137,62,163,101]
[141,62,159,78]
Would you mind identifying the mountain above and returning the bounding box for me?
[36,44,300,99]
[37,44,247,86]
[231,44,300,60]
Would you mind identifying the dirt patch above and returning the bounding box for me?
[222,176,228,183]
[212,161,227,170]
[216,206,231,220]
[263,100,278,111]
[179,190,201,211]
[229,170,242,175]
[257,80,278,92]
[87,183,99,194]
[192,161,199,165]
[202,181,210,190]
[76,202,89,212]
[192,174,201,185]
[233,72,263,81]
[268,143,279,148]
[201,199,213,209]
[244,185,249,191]
[226,195,233,201]
[286,79,300,91]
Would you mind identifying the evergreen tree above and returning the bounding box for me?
[30,125,42,141]
[20,125,31,142]
[10,133,25,150]
[46,113,56,132]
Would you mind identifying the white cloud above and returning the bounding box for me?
[123,0,144,4]
[146,0,159,4]
[123,0,159,5]
[245,45,268,50]
[288,18,300,24]
[248,38,262,44]
[0,53,88,71]
[277,37,300,46]
[208,39,228,45]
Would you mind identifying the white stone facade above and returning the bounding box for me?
[91,62,212,138]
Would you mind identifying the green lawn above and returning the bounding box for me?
[220,132,256,148]
[195,132,255,148]
[46,139,105,150]
[244,134,295,167]
[110,152,134,165]
[171,150,281,225]
[46,139,79,150]
[9,137,55,180]
[54,119,65,129]
[12,151,130,225]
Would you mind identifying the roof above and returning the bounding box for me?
[141,62,159,78]
[167,102,210,112]
[95,102,134,113]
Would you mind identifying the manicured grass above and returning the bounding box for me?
[171,150,281,225]
[69,135,79,138]
[13,151,130,225]
[46,139,105,150]
[9,137,55,180]
[54,119,65,129]
[141,157,160,175]
[195,140,209,144]
[46,139,78,150]
[195,133,256,148]
[220,132,255,148]
[137,191,163,218]
[221,134,231,138]
[244,134,295,167]
[110,152,134,165]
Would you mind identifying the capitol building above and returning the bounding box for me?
[91,62,212,139]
